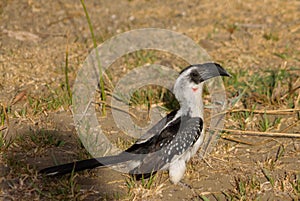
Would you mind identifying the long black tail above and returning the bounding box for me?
[39,158,103,176]
[39,152,138,176]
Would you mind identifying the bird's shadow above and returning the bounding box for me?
[3,124,127,200]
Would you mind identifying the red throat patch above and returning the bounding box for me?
[192,87,198,92]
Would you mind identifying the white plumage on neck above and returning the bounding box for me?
[173,70,204,119]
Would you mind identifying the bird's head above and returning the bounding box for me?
[173,62,230,117]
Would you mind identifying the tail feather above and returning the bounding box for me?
[39,158,102,176]
[39,152,139,176]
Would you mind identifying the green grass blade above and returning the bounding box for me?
[80,0,106,115]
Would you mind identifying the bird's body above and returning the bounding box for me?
[39,62,230,184]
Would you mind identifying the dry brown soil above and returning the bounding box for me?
[0,0,299,200]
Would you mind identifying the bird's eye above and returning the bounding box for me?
[189,70,201,84]
[191,71,198,78]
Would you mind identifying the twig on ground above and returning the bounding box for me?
[206,108,300,122]
[0,126,7,131]
[229,108,300,115]
[222,128,300,138]
[221,135,254,145]
[280,120,300,133]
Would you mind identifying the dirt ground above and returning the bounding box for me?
[0,0,300,200]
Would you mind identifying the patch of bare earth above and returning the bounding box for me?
[1,0,299,200]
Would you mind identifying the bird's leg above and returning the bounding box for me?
[178,181,204,199]
[177,180,192,189]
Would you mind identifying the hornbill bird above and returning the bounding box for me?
[39,62,230,184]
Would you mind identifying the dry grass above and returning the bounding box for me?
[0,0,299,200]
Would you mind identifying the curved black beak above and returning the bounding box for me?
[199,62,231,80]
[181,62,231,84]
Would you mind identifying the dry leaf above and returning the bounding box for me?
[11,90,27,105]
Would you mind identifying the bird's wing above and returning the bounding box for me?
[130,116,203,174]
[125,109,178,153]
